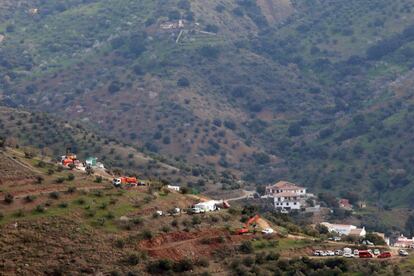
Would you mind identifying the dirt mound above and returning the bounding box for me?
[139,228,253,261]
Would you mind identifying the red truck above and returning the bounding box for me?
[113,177,138,187]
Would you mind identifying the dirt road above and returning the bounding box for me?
[225,190,255,202]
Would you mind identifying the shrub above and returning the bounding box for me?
[85,210,96,218]
[147,259,173,274]
[49,191,60,199]
[239,241,254,254]
[37,161,46,168]
[76,198,86,205]
[192,216,201,225]
[59,202,68,208]
[14,209,24,217]
[108,81,122,94]
[243,256,255,267]
[66,187,76,194]
[161,226,171,233]
[177,77,190,87]
[55,177,65,184]
[125,253,140,266]
[67,173,75,181]
[195,258,209,267]
[35,205,45,213]
[142,230,153,240]
[96,218,106,226]
[173,259,194,272]
[109,197,118,205]
[24,195,36,203]
[4,193,14,204]
[199,45,220,59]
[132,217,143,225]
[35,176,44,184]
[115,239,125,248]
[95,176,103,183]
[105,212,115,219]
[266,252,280,261]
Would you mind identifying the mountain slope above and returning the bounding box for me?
[1,0,414,205]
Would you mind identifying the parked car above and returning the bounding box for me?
[335,250,343,256]
[262,228,274,234]
[353,249,359,256]
[378,252,392,258]
[343,247,352,255]
[313,250,322,256]
[399,249,409,256]
[373,249,381,255]
[359,251,374,258]
[343,253,354,258]
[320,251,327,256]
[326,250,335,256]
[189,207,204,214]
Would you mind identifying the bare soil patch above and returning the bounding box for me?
[139,228,253,261]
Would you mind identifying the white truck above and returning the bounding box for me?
[191,200,220,213]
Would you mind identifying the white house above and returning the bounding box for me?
[194,200,219,212]
[321,222,366,237]
[394,235,414,248]
[264,181,310,212]
[167,185,181,192]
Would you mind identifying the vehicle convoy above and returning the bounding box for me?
[113,177,138,187]
[237,215,260,235]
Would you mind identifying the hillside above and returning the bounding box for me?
[1,0,414,207]
[0,106,230,195]
[0,148,413,275]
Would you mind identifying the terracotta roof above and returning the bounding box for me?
[274,191,300,197]
[268,181,305,190]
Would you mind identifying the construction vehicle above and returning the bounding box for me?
[113,177,138,187]
[61,147,78,167]
[236,214,260,235]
